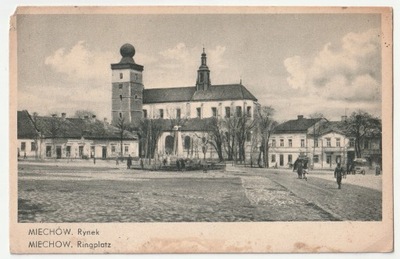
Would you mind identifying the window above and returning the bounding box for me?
[118,84,123,89]
[124,145,129,154]
[46,146,52,157]
[280,139,284,147]
[326,155,331,165]
[271,139,276,147]
[314,139,319,147]
[336,138,341,147]
[176,108,181,119]
[159,109,164,119]
[143,109,147,118]
[196,107,201,118]
[313,155,319,163]
[31,142,36,151]
[119,112,122,118]
[288,139,292,147]
[119,73,123,79]
[225,107,231,118]
[288,154,292,163]
[247,106,252,117]
[301,139,305,147]
[236,106,242,117]
[134,95,138,99]
[349,139,355,147]
[212,107,217,117]
[271,154,276,163]
[119,94,123,101]
[111,145,116,153]
[336,155,342,164]
[20,142,26,151]
[326,138,331,147]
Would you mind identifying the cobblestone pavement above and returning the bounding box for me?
[17,162,381,222]
[238,167,382,221]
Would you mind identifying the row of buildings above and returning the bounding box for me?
[17,43,381,168]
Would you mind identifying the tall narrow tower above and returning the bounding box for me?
[111,43,144,126]
[195,48,211,91]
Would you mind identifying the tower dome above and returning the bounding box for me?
[119,43,135,64]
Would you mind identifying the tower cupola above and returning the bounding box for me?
[196,48,211,91]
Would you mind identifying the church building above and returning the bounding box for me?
[111,43,259,159]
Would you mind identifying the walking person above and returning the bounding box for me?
[334,163,343,189]
[127,154,132,169]
[297,161,303,179]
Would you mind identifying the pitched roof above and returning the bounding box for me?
[17,110,39,139]
[317,121,347,136]
[143,87,196,104]
[191,84,257,102]
[274,117,323,133]
[18,111,137,140]
[143,84,257,104]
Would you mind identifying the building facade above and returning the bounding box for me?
[111,44,259,159]
[17,110,138,160]
[270,115,381,169]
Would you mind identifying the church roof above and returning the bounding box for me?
[143,84,257,104]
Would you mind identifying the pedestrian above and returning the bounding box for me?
[127,154,132,169]
[24,152,27,159]
[93,156,96,164]
[140,157,144,169]
[116,156,119,165]
[176,159,181,171]
[303,160,308,181]
[297,161,303,179]
[180,158,185,171]
[375,164,381,176]
[334,163,343,189]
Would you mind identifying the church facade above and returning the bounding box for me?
[111,43,259,159]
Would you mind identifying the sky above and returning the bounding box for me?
[16,11,383,122]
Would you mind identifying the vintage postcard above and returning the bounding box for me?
[10,6,393,253]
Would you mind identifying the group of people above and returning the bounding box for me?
[293,159,308,181]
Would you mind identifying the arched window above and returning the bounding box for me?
[184,136,191,150]
[165,135,174,154]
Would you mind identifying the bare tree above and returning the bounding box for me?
[345,110,381,158]
[207,117,225,161]
[256,106,278,168]
[138,118,164,163]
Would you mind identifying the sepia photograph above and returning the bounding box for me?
[9,5,393,254]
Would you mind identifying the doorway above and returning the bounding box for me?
[56,146,62,159]
[102,146,107,159]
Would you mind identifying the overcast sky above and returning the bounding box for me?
[17,12,382,122]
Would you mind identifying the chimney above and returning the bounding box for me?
[341,115,348,122]
[297,115,304,120]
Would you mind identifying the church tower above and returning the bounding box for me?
[196,48,211,91]
[111,43,144,126]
